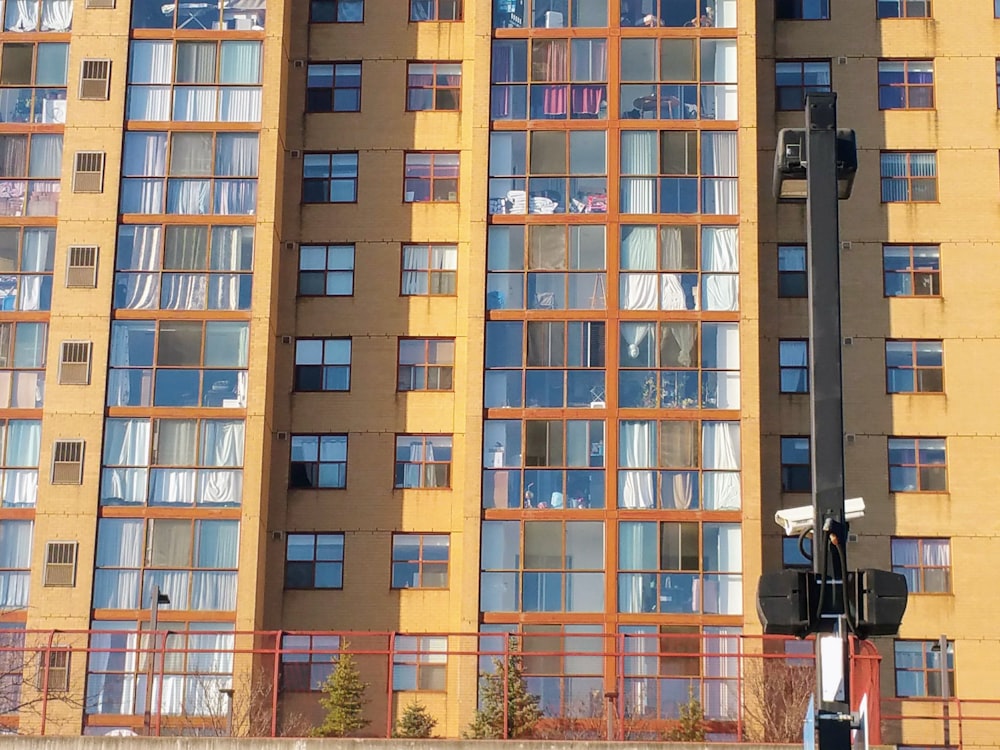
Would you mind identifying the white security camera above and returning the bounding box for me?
[774,497,865,537]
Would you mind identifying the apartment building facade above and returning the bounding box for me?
[0,0,996,740]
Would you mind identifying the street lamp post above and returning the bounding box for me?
[143,584,170,736]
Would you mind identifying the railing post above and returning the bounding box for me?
[153,630,168,736]
[502,635,510,739]
[38,630,56,736]
[617,632,626,741]
[386,633,396,739]
[735,634,743,740]
[271,630,283,737]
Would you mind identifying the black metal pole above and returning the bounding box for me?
[805,92,851,749]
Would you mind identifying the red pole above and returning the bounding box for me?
[735,635,743,740]
[386,633,396,738]
[153,631,168,736]
[616,632,626,741]
[38,630,56,735]
[502,635,510,739]
[271,631,282,737]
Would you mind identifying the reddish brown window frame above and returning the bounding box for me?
[890,537,950,594]
[403,151,459,203]
[397,338,455,392]
[390,532,449,589]
[888,437,947,493]
[885,339,943,394]
[877,60,933,110]
[882,244,940,297]
[406,62,461,112]
[400,243,457,296]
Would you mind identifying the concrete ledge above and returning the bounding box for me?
[2,740,899,750]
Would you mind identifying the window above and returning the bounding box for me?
[398,339,454,391]
[114,225,254,311]
[294,338,351,391]
[310,0,362,21]
[108,320,249,408]
[51,439,84,484]
[782,536,812,568]
[306,62,361,112]
[619,225,738,311]
[2,0,73,30]
[100,417,244,506]
[131,0,265,28]
[0,134,62,217]
[892,538,950,593]
[480,520,604,612]
[93,518,239,610]
[493,0,612,27]
[0,43,69,124]
[883,244,939,296]
[483,419,605,510]
[0,520,32,609]
[618,521,741,614]
[619,321,740,409]
[302,152,358,203]
[0,420,41,507]
[411,0,461,20]
[776,0,829,19]
[394,435,452,488]
[775,60,832,110]
[620,38,736,121]
[0,228,54,311]
[120,131,259,215]
[997,60,1000,107]
[779,340,808,393]
[778,244,807,297]
[616,0,734,27]
[484,320,606,409]
[489,130,607,213]
[878,60,933,109]
[895,640,954,698]
[781,436,810,493]
[490,39,609,121]
[127,41,263,123]
[298,244,354,296]
[404,152,459,202]
[391,533,448,588]
[487,225,608,311]
[619,130,737,214]
[881,151,936,202]
[289,435,347,489]
[401,244,457,295]
[0,322,46,408]
[617,419,741,509]
[281,634,341,690]
[284,533,344,589]
[392,636,447,691]
[888,437,946,492]
[407,62,460,111]
[886,340,943,393]
[877,0,930,18]
[79,58,112,100]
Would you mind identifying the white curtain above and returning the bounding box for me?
[620,226,657,310]
[660,228,689,310]
[401,245,426,294]
[122,132,167,213]
[220,88,262,122]
[18,229,52,311]
[93,519,142,609]
[40,0,72,30]
[702,626,740,719]
[0,520,31,607]
[118,225,161,309]
[702,40,738,120]
[199,419,244,505]
[4,0,38,30]
[623,629,657,717]
[86,626,139,715]
[208,226,250,309]
[620,131,656,214]
[2,419,40,507]
[214,133,258,214]
[173,88,216,122]
[101,418,151,505]
[706,322,740,409]
[619,421,654,508]
[702,421,740,510]
[149,468,196,505]
[128,42,173,121]
[702,226,738,311]
[702,132,738,215]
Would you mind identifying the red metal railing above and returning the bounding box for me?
[1,627,984,744]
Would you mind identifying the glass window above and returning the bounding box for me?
[302,152,358,203]
[310,0,362,21]
[392,636,448,691]
[404,152,459,202]
[298,244,354,296]
[891,538,950,593]
[493,0,608,28]
[878,60,933,109]
[894,640,954,698]
[394,435,452,489]
[407,62,461,111]
[775,59,832,111]
[127,41,263,123]
[877,0,929,18]
[618,0,734,28]
[775,0,829,19]
[132,0,265,28]
[0,228,54,311]
[306,62,361,112]
[401,243,457,295]
[411,0,462,19]
[780,436,810,493]
[0,419,41,507]
[777,244,807,297]
[392,533,449,588]
[779,340,808,393]
[880,151,937,202]
[0,322,46,407]
[0,519,32,609]
[398,338,455,391]
[886,340,943,393]
[294,338,351,391]
[284,533,344,588]
[0,43,68,125]
[0,133,62,216]
[888,437,946,492]
[289,434,348,489]
[883,244,939,297]
[281,634,341,691]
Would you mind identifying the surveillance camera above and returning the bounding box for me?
[774,497,865,537]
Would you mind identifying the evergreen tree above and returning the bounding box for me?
[312,645,371,737]
[665,685,707,741]
[393,699,438,738]
[465,637,541,739]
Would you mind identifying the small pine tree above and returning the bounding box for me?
[665,685,707,741]
[312,644,371,738]
[393,699,438,738]
[465,637,541,739]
